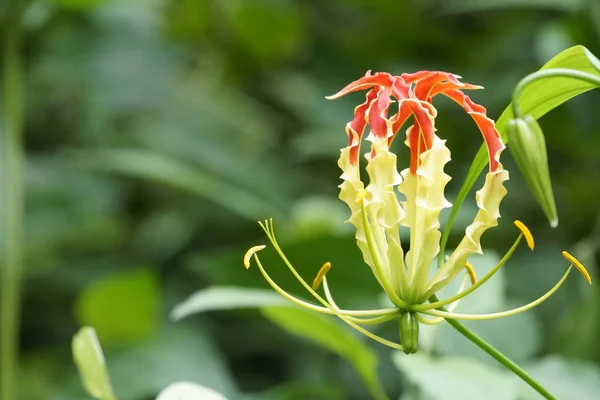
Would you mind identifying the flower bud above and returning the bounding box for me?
[399,312,419,354]
[506,115,558,227]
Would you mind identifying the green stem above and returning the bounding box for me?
[512,68,600,118]
[1,5,24,400]
[429,295,559,400]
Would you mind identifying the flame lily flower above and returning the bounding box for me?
[244,71,591,354]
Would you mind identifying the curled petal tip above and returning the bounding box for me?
[514,220,535,250]
[562,251,592,284]
[244,245,266,269]
[550,217,559,228]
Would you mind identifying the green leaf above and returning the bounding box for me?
[156,382,228,400]
[262,306,388,400]
[171,287,286,320]
[445,45,600,246]
[392,353,518,400]
[76,268,160,346]
[72,327,117,400]
[497,46,600,131]
[170,287,387,400]
[73,149,282,221]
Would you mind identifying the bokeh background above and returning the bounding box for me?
[1,0,600,399]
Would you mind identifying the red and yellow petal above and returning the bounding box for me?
[442,89,505,172]
[366,87,393,140]
[345,88,380,165]
[326,71,394,100]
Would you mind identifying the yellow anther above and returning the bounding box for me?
[514,220,535,250]
[312,262,332,290]
[562,251,592,284]
[465,262,477,285]
[243,245,266,269]
[355,189,368,205]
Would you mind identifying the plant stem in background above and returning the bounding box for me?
[428,295,559,400]
[1,5,24,400]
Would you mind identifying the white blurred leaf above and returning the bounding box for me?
[156,382,227,400]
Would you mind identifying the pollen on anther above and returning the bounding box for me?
[562,251,592,284]
[514,220,535,250]
[243,245,266,269]
[465,262,477,285]
[312,262,332,290]
[355,189,368,205]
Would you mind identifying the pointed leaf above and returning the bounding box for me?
[72,327,116,400]
[171,287,286,320]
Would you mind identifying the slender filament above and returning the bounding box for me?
[416,233,523,311]
[420,266,572,320]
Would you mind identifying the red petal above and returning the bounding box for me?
[404,100,436,173]
[346,88,380,165]
[389,102,413,145]
[442,89,505,171]
[409,71,480,101]
[391,77,411,100]
[367,87,393,139]
[429,80,482,97]
[326,71,394,100]
[401,70,437,83]
[414,72,453,100]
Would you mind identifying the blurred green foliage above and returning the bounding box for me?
[1,0,600,399]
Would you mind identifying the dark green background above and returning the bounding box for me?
[1,0,600,399]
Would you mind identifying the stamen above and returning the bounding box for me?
[562,251,592,284]
[417,233,524,311]
[312,262,332,290]
[252,252,397,317]
[514,220,534,250]
[256,219,400,317]
[415,313,444,325]
[414,274,470,325]
[465,262,477,284]
[244,245,266,269]
[355,188,368,205]
[420,266,572,320]
[322,277,404,350]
